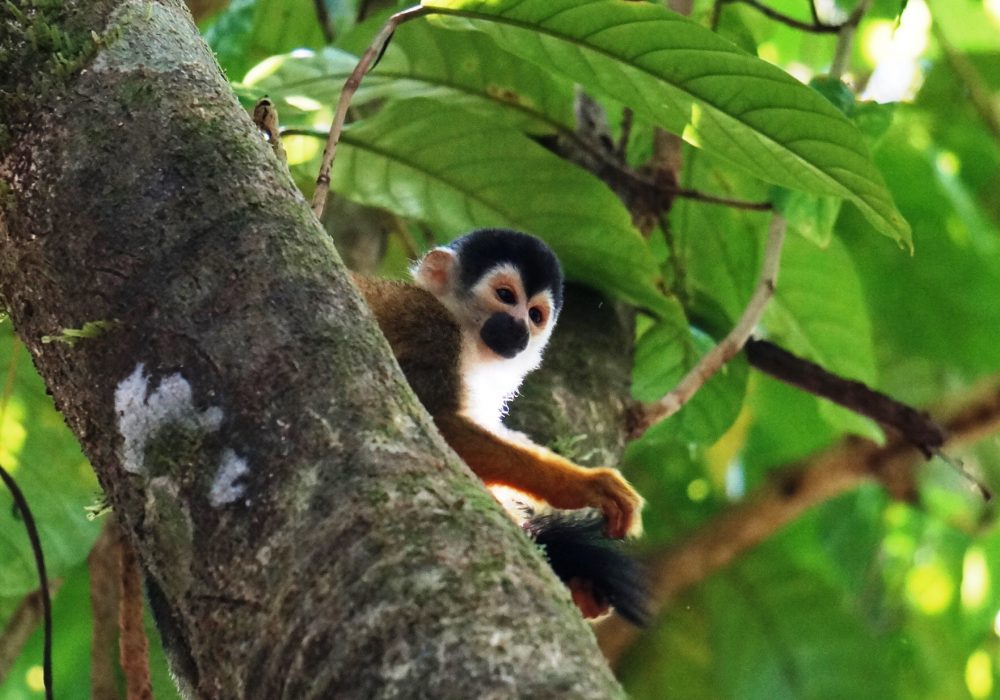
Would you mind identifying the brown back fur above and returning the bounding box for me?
[351,273,463,417]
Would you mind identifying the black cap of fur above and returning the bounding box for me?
[525,510,650,626]
[449,229,564,312]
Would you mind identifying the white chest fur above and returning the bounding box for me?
[460,341,545,432]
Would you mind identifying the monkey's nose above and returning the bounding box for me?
[481,312,529,359]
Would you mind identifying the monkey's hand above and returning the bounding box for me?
[436,414,644,538]
[579,468,644,539]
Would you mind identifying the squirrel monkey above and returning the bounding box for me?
[353,229,646,621]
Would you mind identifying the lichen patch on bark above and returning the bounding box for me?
[115,363,224,475]
[209,448,250,506]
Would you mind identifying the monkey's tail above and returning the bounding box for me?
[524,509,650,627]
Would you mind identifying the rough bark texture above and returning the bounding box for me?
[0,1,624,697]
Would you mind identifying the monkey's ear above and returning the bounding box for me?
[413,248,456,298]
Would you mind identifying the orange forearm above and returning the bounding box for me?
[434,414,643,537]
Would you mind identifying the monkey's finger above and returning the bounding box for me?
[587,469,644,539]
[600,499,625,539]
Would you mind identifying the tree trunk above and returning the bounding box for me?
[0,1,624,696]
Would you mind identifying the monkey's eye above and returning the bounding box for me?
[496,288,517,305]
[529,307,544,325]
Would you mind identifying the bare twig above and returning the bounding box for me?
[714,0,871,43]
[830,0,873,79]
[0,582,61,683]
[0,464,52,700]
[929,12,1000,144]
[807,0,821,24]
[663,186,772,211]
[633,214,786,435]
[717,0,846,33]
[119,538,152,700]
[744,338,947,458]
[88,521,122,700]
[310,5,428,219]
[598,375,1000,664]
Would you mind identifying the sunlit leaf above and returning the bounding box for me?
[204,0,329,79]
[0,328,102,597]
[774,188,842,248]
[421,0,911,246]
[709,546,897,700]
[671,147,770,323]
[245,18,574,133]
[329,99,674,314]
[633,324,749,446]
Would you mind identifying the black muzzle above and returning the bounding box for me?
[480,312,528,359]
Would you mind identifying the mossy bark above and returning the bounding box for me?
[0,1,625,697]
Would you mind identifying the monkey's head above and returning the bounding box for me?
[412,228,564,366]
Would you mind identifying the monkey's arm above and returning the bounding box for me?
[434,414,643,538]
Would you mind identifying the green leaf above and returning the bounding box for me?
[242,18,575,133]
[204,0,328,80]
[421,0,911,247]
[709,546,896,700]
[840,119,1000,385]
[631,311,694,405]
[329,99,672,314]
[671,147,770,322]
[851,101,896,145]
[810,76,856,115]
[744,374,840,483]
[0,328,102,597]
[773,188,842,248]
[633,323,749,446]
[619,590,718,699]
[763,234,883,441]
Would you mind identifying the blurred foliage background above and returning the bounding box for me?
[3,0,1000,697]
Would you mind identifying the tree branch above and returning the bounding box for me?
[745,338,947,458]
[830,0,872,79]
[597,376,1000,664]
[119,538,153,700]
[0,0,624,696]
[633,214,786,435]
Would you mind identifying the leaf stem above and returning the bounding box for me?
[634,213,786,435]
[663,186,772,211]
[715,0,848,33]
[311,5,429,220]
[830,0,873,79]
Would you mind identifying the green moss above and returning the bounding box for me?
[142,423,216,480]
[0,0,117,139]
[40,318,118,346]
[118,74,157,107]
[0,178,15,213]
